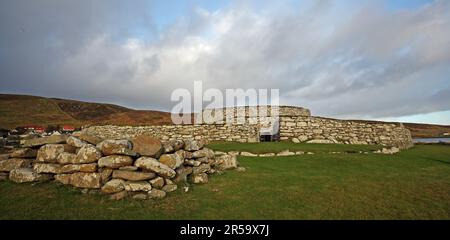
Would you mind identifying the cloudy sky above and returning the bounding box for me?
[1,0,449,124]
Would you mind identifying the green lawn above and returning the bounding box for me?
[0,144,449,219]
[207,141,383,153]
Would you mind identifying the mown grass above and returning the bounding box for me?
[207,141,383,153]
[0,145,449,220]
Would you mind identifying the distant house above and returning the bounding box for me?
[23,125,46,133]
[443,132,450,136]
[62,125,75,133]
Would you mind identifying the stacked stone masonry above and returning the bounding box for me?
[84,106,413,149]
[0,134,240,200]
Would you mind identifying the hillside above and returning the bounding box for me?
[0,94,172,129]
[0,94,448,138]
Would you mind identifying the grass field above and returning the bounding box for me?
[207,141,383,153]
[0,144,449,220]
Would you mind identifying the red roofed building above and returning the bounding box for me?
[62,125,75,132]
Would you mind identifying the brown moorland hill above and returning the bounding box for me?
[0,94,172,129]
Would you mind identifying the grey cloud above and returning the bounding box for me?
[0,0,449,119]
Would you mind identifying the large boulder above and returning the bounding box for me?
[59,163,97,174]
[148,189,166,199]
[77,132,104,145]
[36,144,66,163]
[70,172,102,189]
[149,177,165,189]
[98,155,134,169]
[97,139,137,156]
[56,152,77,164]
[75,145,102,163]
[162,184,177,193]
[162,140,184,153]
[132,135,163,157]
[112,170,155,181]
[123,181,152,192]
[100,168,113,184]
[192,148,215,159]
[9,168,53,183]
[158,153,183,169]
[101,179,125,194]
[22,135,68,148]
[191,173,208,184]
[54,174,71,184]
[215,154,238,170]
[9,148,37,158]
[134,157,176,178]
[183,140,204,151]
[193,163,211,174]
[66,136,88,148]
[33,163,61,174]
[0,158,33,172]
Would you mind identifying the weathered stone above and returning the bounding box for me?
[56,152,76,164]
[78,132,104,145]
[132,135,163,157]
[123,181,152,192]
[148,189,166,199]
[191,173,208,184]
[192,148,215,159]
[149,177,165,189]
[9,168,53,183]
[10,148,37,158]
[112,170,155,181]
[277,150,295,156]
[110,190,128,200]
[258,153,276,157]
[0,154,9,160]
[228,151,240,157]
[158,153,183,169]
[54,174,71,184]
[292,138,300,143]
[75,145,102,163]
[132,193,148,200]
[58,163,97,173]
[184,159,201,167]
[22,135,68,148]
[98,155,134,169]
[162,140,184,153]
[240,152,258,157]
[0,158,32,172]
[36,144,65,163]
[70,172,102,189]
[297,136,309,142]
[214,151,227,156]
[101,179,125,194]
[119,166,138,171]
[100,168,113,184]
[193,163,211,174]
[215,154,238,170]
[33,163,61,174]
[66,136,87,148]
[134,157,176,178]
[162,184,177,192]
[173,166,193,183]
[183,139,204,151]
[97,139,137,156]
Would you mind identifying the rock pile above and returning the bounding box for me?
[0,134,240,200]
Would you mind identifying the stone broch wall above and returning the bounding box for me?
[84,106,413,149]
[0,134,241,200]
